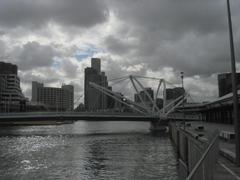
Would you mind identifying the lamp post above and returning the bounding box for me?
[226,0,240,165]
[181,72,185,129]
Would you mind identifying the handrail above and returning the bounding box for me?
[186,130,219,180]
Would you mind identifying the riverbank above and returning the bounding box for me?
[170,121,240,180]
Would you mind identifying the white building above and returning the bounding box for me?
[32,81,74,111]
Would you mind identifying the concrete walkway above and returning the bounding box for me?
[187,121,240,180]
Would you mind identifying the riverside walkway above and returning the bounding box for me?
[184,121,240,180]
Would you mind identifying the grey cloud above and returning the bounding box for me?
[104,0,240,76]
[15,42,57,71]
[108,0,228,37]
[24,87,32,100]
[145,32,232,76]
[1,0,239,101]
[0,40,6,56]
[0,30,5,36]
[104,36,135,54]
[61,59,78,78]
[185,75,218,101]
[0,0,109,29]
[19,68,60,84]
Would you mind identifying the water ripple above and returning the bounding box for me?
[0,121,178,180]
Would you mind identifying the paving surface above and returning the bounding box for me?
[186,121,240,180]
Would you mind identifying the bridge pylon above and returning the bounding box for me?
[89,75,188,132]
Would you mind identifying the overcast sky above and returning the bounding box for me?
[0,0,240,103]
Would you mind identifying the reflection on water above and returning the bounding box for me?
[0,121,178,180]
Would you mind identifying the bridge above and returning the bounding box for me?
[0,75,198,129]
[0,112,159,122]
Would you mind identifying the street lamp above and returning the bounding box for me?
[226,0,240,165]
[181,72,185,130]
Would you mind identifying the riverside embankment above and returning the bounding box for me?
[170,121,240,180]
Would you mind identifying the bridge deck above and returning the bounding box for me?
[0,112,160,122]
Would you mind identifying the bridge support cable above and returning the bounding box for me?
[123,75,180,116]
[165,93,188,116]
[133,74,167,113]
[134,75,162,81]
[153,79,163,112]
[129,75,152,114]
[132,76,161,115]
[109,76,130,82]
[162,80,167,114]
[160,93,185,115]
[89,82,148,115]
[109,76,129,87]
[89,74,188,120]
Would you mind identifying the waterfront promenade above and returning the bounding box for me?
[183,121,240,180]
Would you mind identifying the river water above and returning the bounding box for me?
[0,121,178,180]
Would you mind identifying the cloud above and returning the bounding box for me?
[75,46,104,60]
[107,0,227,37]
[0,0,109,29]
[19,67,61,85]
[103,0,240,77]
[104,35,136,55]
[13,41,57,71]
[0,40,6,56]
[1,0,240,102]
[60,58,79,78]
[185,75,218,102]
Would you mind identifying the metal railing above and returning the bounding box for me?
[186,130,219,180]
[0,111,142,116]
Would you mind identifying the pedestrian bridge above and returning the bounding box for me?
[0,111,200,124]
[0,75,200,126]
[0,112,159,122]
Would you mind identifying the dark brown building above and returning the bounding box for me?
[218,73,240,97]
[84,58,110,111]
[0,61,26,112]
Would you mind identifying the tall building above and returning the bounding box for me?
[156,98,163,109]
[165,87,185,108]
[32,81,44,102]
[134,87,154,108]
[91,58,101,73]
[0,62,17,74]
[84,58,110,111]
[218,73,240,97]
[32,81,74,111]
[113,92,126,112]
[166,87,185,100]
[0,62,26,112]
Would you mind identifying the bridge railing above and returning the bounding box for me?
[167,113,201,121]
[0,112,60,116]
[0,111,147,117]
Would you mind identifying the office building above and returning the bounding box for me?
[134,87,154,108]
[91,58,101,73]
[166,87,185,100]
[165,87,185,108]
[32,81,74,111]
[0,62,17,74]
[0,62,26,112]
[218,73,240,97]
[84,58,110,111]
[156,98,163,109]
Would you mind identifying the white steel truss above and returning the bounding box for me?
[89,75,187,119]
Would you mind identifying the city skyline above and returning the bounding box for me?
[0,0,240,102]
[1,1,240,178]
